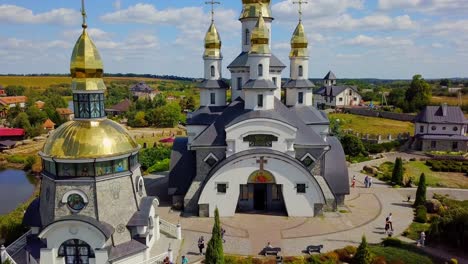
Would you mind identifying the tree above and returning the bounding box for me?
[405,75,432,112]
[12,112,31,130]
[414,173,427,207]
[5,85,26,96]
[353,236,373,264]
[152,103,181,128]
[440,79,451,87]
[26,106,47,126]
[205,208,224,264]
[391,157,404,186]
[340,134,366,157]
[128,111,147,127]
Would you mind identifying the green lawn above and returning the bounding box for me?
[373,161,468,189]
[329,113,414,137]
[370,246,433,264]
[403,222,431,241]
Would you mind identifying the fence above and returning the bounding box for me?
[0,229,32,264]
[343,108,416,122]
[159,218,182,240]
[343,129,411,144]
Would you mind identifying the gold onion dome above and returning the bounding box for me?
[290,21,308,58]
[250,10,270,54]
[42,119,139,159]
[70,29,106,91]
[240,0,272,19]
[204,22,222,58]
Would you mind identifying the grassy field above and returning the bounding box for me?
[370,246,433,264]
[377,161,468,188]
[0,76,191,89]
[431,95,467,106]
[329,113,414,136]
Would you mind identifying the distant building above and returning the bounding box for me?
[43,118,56,131]
[0,128,25,141]
[0,96,27,108]
[412,104,467,152]
[56,108,74,121]
[35,100,45,109]
[448,87,462,94]
[0,85,6,96]
[105,98,131,116]
[313,71,362,109]
[130,82,160,100]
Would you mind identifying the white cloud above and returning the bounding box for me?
[432,43,443,48]
[113,0,121,10]
[378,0,468,14]
[344,34,414,47]
[63,28,112,41]
[0,5,80,25]
[272,0,364,19]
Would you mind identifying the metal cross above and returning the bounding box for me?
[81,0,87,28]
[293,0,308,22]
[256,157,268,172]
[205,0,220,22]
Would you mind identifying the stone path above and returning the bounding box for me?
[146,152,468,263]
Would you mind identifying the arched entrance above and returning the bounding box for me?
[237,157,285,213]
[58,239,95,264]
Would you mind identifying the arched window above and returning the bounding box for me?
[298,65,303,77]
[245,29,250,45]
[210,65,215,77]
[258,64,263,77]
[58,239,95,264]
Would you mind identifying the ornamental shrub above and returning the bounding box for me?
[391,158,404,186]
[414,173,427,207]
[353,236,374,264]
[415,205,427,223]
[205,208,224,264]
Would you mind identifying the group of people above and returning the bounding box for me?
[384,213,393,236]
[351,175,373,188]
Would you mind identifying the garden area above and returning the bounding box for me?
[366,159,468,189]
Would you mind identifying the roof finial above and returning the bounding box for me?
[205,0,220,22]
[81,0,87,29]
[293,0,308,22]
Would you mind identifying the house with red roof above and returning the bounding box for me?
[0,128,25,141]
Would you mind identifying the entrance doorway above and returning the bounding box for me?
[253,184,266,210]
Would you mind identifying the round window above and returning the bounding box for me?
[67,194,86,212]
[453,127,459,131]
[431,126,436,131]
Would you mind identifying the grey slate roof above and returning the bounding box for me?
[108,240,148,262]
[22,198,41,227]
[291,106,330,125]
[414,105,466,124]
[168,137,196,195]
[188,105,227,126]
[283,79,315,89]
[324,136,350,196]
[127,197,156,227]
[314,85,357,97]
[130,82,153,93]
[323,71,337,80]
[191,98,327,147]
[227,52,286,68]
[197,79,230,89]
[243,79,277,89]
[47,215,115,239]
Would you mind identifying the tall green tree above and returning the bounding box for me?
[12,112,31,130]
[391,157,404,186]
[205,208,224,264]
[353,236,373,264]
[340,134,366,157]
[5,85,26,96]
[405,75,432,112]
[152,103,181,128]
[414,173,427,207]
[26,106,47,126]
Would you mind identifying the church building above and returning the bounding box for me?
[18,2,178,263]
[169,0,350,217]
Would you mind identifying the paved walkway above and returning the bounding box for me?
[147,152,467,263]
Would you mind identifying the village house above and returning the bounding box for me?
[412,104,467,152]
[130,81,160,100]
[43,118,56,131]
[105,98,131,116]
[56,108,74,121]
[313,71,362,109]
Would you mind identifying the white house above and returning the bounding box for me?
[314,71,362,109]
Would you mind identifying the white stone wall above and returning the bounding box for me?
[286,89,313,107]
[198,153,325,217]
[199,89,226,107]
[290,57,309,80]
[334,89,362,107]
[230,71,250,101]
[225,118,297,157]
[415,122,465,136]
[241,19,272,52]
[204,58,222,80]
[248,55,270,80]
[243,89,275,110]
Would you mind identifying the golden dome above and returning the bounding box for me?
[249,10,270,54]
[290,22,308,58]
[70,29,106,91]
[240,0,272,20]
[42,119,139,159]
[204,22,222,58]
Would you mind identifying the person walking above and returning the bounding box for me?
[221,227,226,243]
[368,177,373,188]
[351,175,356,188]
[198,236,205,255]
[181,255,188,264]
[387,213,393,231]
[364,175,369,188]
[418,231,426,247]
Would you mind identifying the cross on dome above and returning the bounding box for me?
[81,0,87,29]
[256,157,268,172]
[205,0,220,22]
[293,0,308,22]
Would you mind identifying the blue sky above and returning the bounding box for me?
[1,0,467,79]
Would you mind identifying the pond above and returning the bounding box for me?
[0,169,36,215]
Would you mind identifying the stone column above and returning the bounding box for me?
[168,246,173,263]
[176,223,182,240]
[1,245,6,263]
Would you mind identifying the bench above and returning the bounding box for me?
[307,245,323,254]
[264,247,281,256]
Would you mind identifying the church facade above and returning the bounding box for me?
[169,0,350,218]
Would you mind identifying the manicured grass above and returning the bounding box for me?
[403,222,431,241]
[370,246,433,264]
[373,161,468,189]
[329,113,414,137]
[431,95,468,106]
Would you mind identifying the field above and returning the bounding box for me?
[328,113,414,137]
[377,161,468,189]
[0,76,191,90]
[431,95,467,106]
